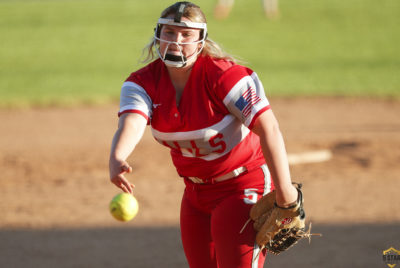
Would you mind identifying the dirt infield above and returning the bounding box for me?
[1,97,399,267]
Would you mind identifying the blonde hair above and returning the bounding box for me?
[141,1,237,63]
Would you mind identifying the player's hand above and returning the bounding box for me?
[109,159,135,194]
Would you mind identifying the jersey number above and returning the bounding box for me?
[243,188,258,204]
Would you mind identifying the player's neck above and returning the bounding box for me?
[167,65,192,81]
[167,65,193,101]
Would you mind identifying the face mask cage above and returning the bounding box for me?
[153,18,208,68]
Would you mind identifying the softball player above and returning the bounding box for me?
[109,2,298,267]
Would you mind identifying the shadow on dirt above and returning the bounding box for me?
[1,223,398,268]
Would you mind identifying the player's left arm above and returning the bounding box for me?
[251,109,298,207]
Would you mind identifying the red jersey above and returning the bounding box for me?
[119,55,271,180]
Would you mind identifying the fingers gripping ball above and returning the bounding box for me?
[109,193,139,222]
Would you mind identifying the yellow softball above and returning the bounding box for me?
[109,193,139,222]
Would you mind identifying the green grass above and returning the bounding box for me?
[0,0,399,107]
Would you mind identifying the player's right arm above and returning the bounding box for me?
[109,113,147,194]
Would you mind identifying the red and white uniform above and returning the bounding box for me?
[120,55,270,180]
[119,55,273,267]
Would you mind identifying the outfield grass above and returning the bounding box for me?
[0,0,399,107]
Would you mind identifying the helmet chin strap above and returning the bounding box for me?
[154,38,205,68]
[162,41,188,68]
[164,54,188,68]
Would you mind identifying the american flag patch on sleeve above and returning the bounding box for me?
[234,86,261,117]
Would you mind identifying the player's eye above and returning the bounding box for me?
[161,27,175,35]
[164,30,175,35]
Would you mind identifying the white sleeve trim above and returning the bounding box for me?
[222,72,269,127]
[119,81,152,117]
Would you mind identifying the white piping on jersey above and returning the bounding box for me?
[261,164,272,195]
[151,114,237,140]
[252,241,261,268]
[250,164,271,267]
